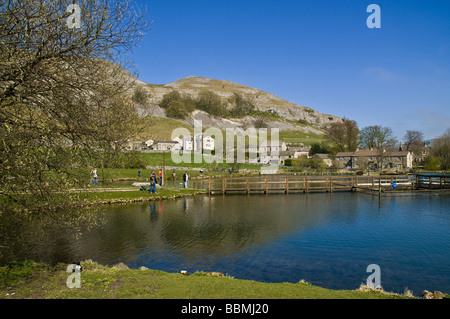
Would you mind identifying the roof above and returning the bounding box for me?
[287,147,311,152]
[315,153,330,159]
[336,150,411,157]
[279,151,296,156]
[153,140,179,144]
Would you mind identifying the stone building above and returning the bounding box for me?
[335,149,413,170]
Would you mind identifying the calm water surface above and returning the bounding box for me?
[1,193,449,295]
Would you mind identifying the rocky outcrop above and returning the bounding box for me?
[422,290,446,299]
[132,76,342,130]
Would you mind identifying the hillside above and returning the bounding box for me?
[131,76,342,137]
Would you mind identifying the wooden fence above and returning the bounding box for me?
[415,175,450,190]
[193,175,414,195]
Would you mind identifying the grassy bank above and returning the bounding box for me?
[0,260,412,299]
[77,187,205,206]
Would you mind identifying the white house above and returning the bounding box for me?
[181,134,215,152]
[202,135,215,151]
[152,140,180,151]
[144,139,154,148]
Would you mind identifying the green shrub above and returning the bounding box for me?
[424,155,441,171]
[166,100,189,120]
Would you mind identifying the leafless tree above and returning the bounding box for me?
[359,125,397,171]
[0,0,149,213]
[403,130,424,151]
[324,119,360,152]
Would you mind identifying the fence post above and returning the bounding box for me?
[379,177,382,197]
[246,178,249,194]
[306,177,309,193]
[285,178,289,194]
[208,176,211,194]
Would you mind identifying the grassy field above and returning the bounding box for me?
[132,116,326,146]
[134,117,193,141]
[140,152,262,171]
[0,260,413,299]
[278,130,325,146]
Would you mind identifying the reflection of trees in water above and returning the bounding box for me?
[0,193,366,267]
[157,194,334,258]
[0,207,107,265]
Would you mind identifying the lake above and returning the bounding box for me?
[1,192,449,296]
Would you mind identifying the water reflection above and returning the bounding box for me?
[0,207,107,266]
[1,193,449,295]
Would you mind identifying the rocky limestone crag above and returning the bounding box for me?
[131,76,342,131]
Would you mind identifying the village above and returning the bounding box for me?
[124,134,428,173]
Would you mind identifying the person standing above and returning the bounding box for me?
[149,173,156,193]
[158,169,163,186]
[91,168,98,186]
[183,171,189,188]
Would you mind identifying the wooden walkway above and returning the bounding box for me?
[193,175,425,195]
[415,174,450,190]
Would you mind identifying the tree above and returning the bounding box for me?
[159,91,182,109]
[132,86,151,105]
[403,130,426,166]
[324,119,359,152]
[424,155,442,171]
[229,93,254,118]
[359,125,397,150]
[403,130,424,151]
[253,116,268,129]
[0,0,149,213]
[359,125,397,171]
[431,129,450,170]
[166,100,189,120]
[197,91,227,117]
[309,143,330,156]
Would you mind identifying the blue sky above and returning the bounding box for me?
[131,0,450,140]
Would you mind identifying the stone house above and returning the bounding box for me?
[247,140,287,154]
[151,140,181,151]
[246,140,287,165]
[335,149,413,170]
[123,139,154,152]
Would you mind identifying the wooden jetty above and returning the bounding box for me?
[192,175,446,195]
[415,174,450,190]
